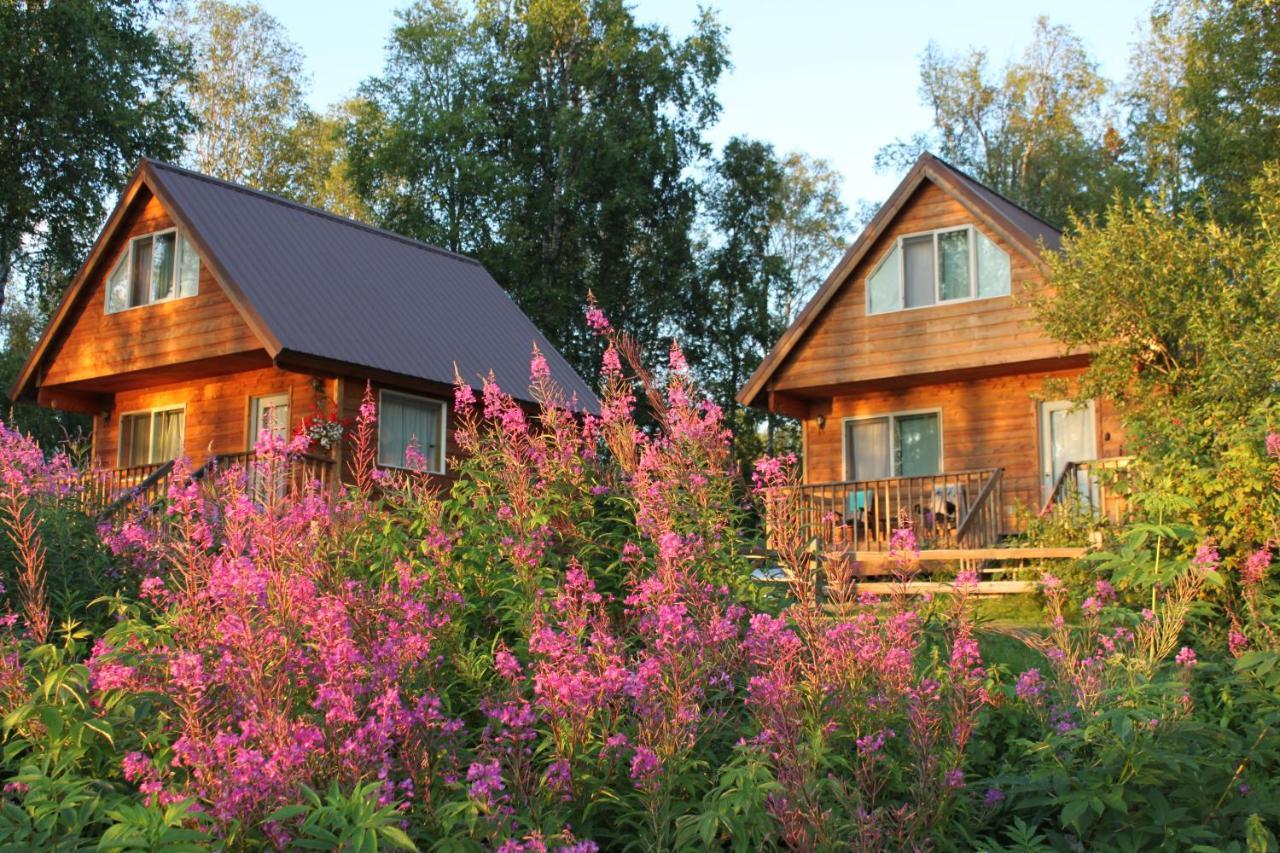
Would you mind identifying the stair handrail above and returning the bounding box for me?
[955,467,1004,547]
[94,460,176,522]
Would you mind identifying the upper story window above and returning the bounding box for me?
[866,225,1011,315]
[377,389,446,474]
[105,229,200,314]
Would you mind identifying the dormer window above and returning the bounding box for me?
[105,229,200,313]
[866,225,1011,315]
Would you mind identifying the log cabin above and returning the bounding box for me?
[9,159,596,505]
[738,153,1129,553]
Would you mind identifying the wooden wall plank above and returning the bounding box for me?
[40,189,263,387]
[772,181,1065,391]
[802,366,1127,528]
[93,367,335,469]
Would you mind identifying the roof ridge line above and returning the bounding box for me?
[924,153,1063,234]
[142,158,484,267]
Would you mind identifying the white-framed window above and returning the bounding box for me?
[377,389,446,473]
[105,228,200,313]
[843,410,942,480]
[118,406,186,468]
[866,225,1011,315]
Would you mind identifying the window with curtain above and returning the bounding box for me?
[105,230,200,313]
[866,226,1010,314]
[377,390,445,472]
[118,408,185,467]
[844,412,941,479]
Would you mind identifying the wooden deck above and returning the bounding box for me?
[786,468,1006,552]
[1041,457,1133,524]
[81,451,336,528]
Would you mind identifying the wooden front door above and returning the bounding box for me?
[1039,400,1097,502]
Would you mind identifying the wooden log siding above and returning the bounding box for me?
[771,181,1063,392]
[92,367,336,470]
[40,189,264,388]
[802,368,1127,532]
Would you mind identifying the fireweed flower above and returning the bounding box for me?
[1175,646,1197,669]
[630,746,661,788]
[467,759,506,810]
[584,304,610,333]
[1192,542,1220,574]
[1241,548,1271,589]
[1015,668,1046,704]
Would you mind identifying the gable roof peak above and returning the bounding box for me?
[735,149,1063,410]
[917,152,1063,236]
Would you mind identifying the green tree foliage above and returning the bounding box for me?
[0,0,192,316]
[347,0,729,378]
[1124,0,1280,223]
[0,307,90,450]
[688,139,849,466]
[1177,0,1279,224]
[769,152,851,328]
[169,0,309,191]
[1032,166,1280,544]
[687,138,784,421]
[283,100,371,222]
[877,17,1134,226]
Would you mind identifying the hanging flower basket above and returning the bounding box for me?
[298,412,348,453]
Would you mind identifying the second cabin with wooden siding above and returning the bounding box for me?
[739,153,1128,552]
[11,160,596,494]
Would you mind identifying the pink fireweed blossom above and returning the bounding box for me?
[1241,548,1271,589]
[668,341,688,373]
[1192,542,1220,574]
[856,728,895,756]
[1175,646,1197,669]
[601,345,623,378]
[1266,431,1280,459]
[630,746,661,789]
[530,345,551,382]
[1094,579,1116,602]
[467,759,505,806]
[1015,668,1046,704]
[584,305,610,334]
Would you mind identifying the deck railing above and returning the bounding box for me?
[786,468,1005,553]
[1042,457,1133,525]
[84,452,336,526]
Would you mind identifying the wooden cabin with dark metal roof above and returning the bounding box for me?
[739,153,1129,554]
[10,160,595,504]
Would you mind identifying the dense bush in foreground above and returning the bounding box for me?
[0,316,1278,850]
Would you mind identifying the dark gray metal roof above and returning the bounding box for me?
[933,155,1063,252]
[145,160,597,409]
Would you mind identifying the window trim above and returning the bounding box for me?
[840,408,944,481]
[116,404,187,468]
[865,224,1009,316]
[376,388,448,474]
[104,227,200,314]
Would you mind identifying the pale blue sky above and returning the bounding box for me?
[258,0,1151,208]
